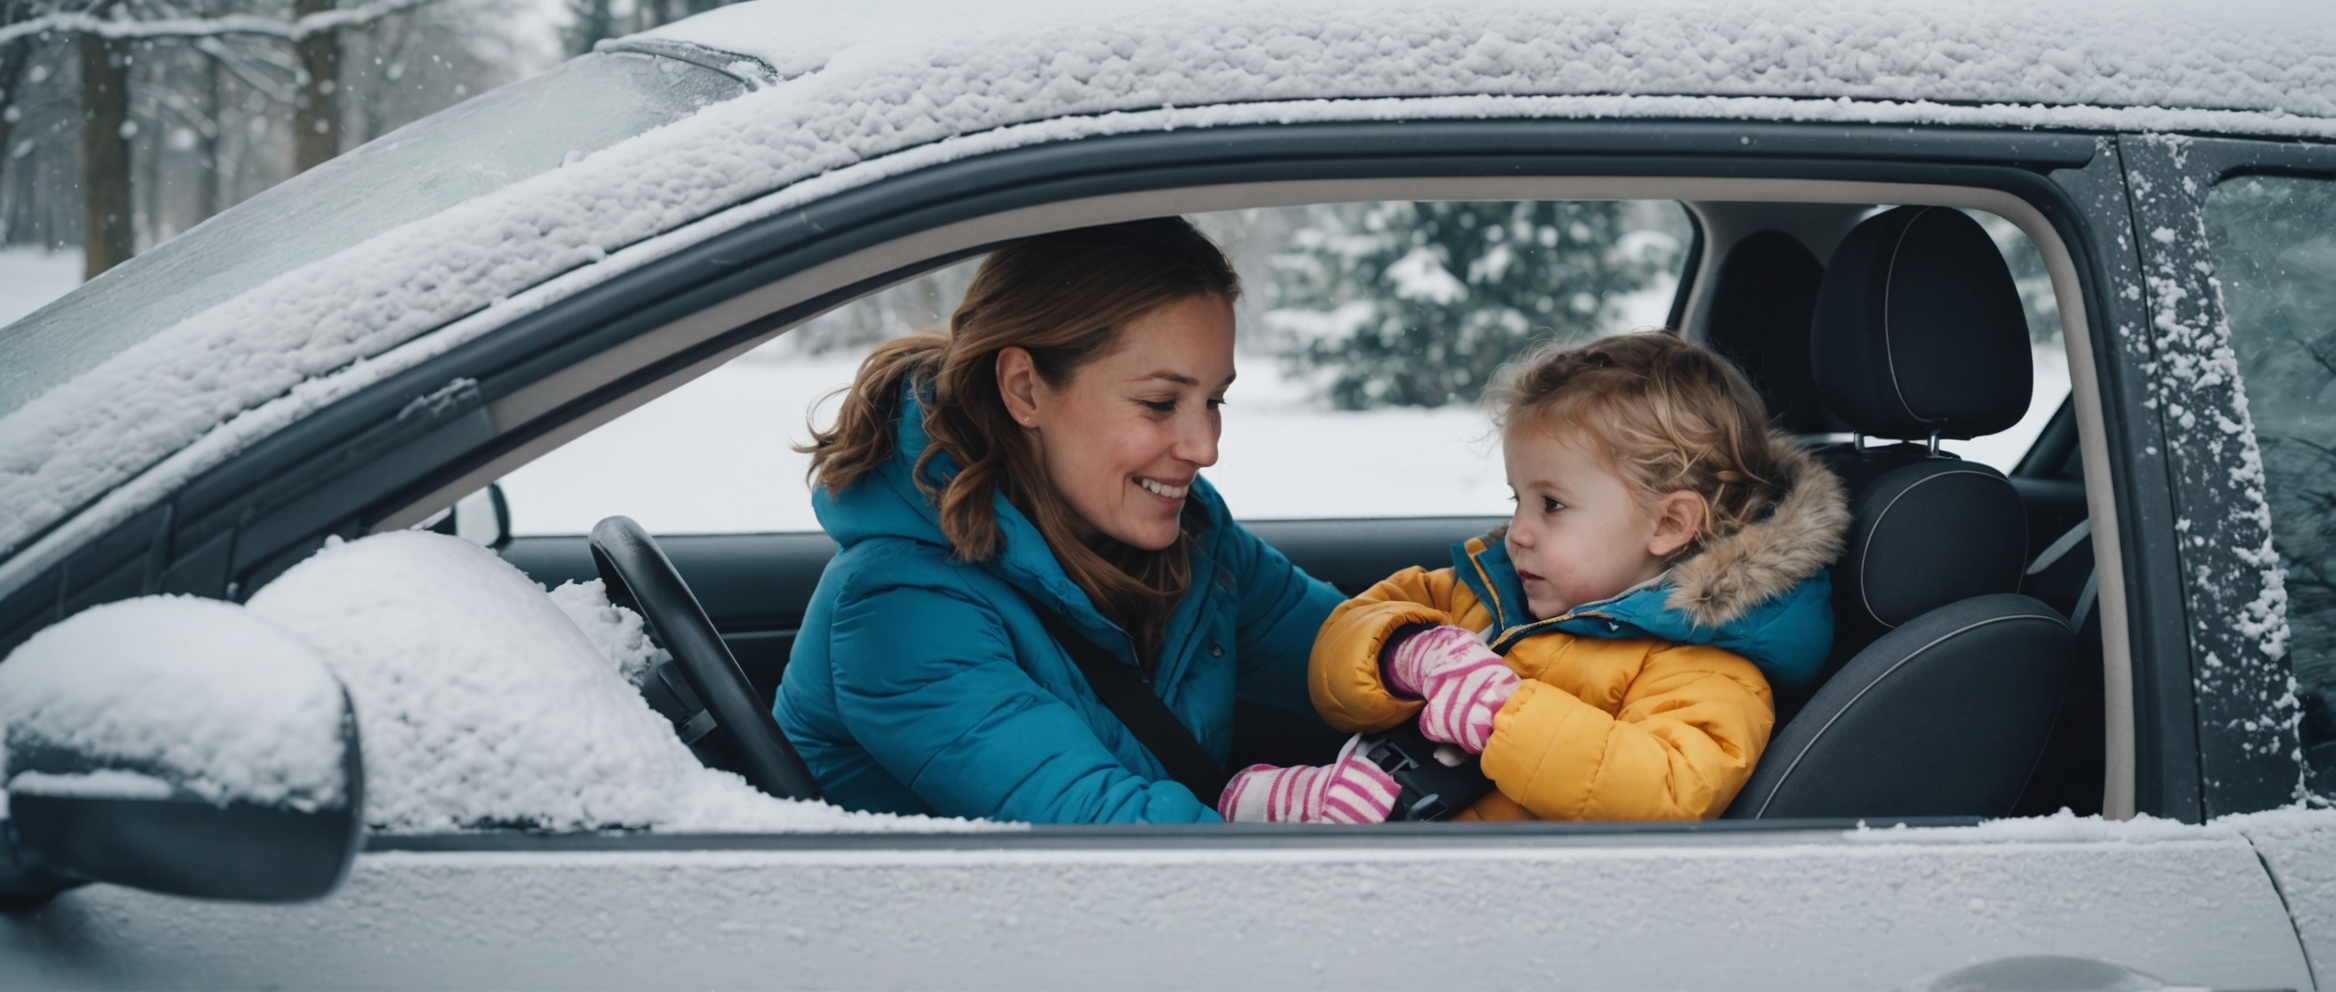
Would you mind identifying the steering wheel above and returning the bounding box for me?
[589,515,824,802]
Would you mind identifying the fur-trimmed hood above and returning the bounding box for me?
[1663,437,1850,628]
[1453,436,1849,689]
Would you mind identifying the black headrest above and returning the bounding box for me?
[1704,230,1838,435]
[1834,456,2028,634]
[1810,207,2032,440]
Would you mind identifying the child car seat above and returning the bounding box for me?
[1726,207,2073,820]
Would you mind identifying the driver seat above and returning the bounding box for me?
[1725,206,2074,820]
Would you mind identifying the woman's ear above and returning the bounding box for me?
[995,346,1041,428]
[1647,490,1707,558]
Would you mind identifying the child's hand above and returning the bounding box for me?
[1216,734,1400,823]
[1389,625,1521,753]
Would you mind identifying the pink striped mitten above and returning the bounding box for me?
[1387,625,1521,753]
[1216,734,1400,824]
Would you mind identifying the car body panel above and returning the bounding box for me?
[0,826,2313,991]
[4,2,2334,984]
[2234,810,2336,984]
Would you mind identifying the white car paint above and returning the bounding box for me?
[2232,809,2336,983]
[4,1,2331,987]
[0,824,2315,990]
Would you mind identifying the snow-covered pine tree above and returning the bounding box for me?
[1262,200,1679,409]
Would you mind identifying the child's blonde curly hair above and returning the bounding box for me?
[1485,331,1785,548]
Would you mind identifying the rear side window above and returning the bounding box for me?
[498,200,1697,535]
[2203,174,2336,787]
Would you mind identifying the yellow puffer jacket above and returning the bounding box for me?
[1309,560,1773,821]
[1308,442,1847,822]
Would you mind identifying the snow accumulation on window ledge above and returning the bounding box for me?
[5,769,177,801]
[1841,807,2336,845]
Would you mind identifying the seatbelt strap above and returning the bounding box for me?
[1016,592,1230,802]
[2026,519,2092,576]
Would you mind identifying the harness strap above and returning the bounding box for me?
[1016,592,1229,803]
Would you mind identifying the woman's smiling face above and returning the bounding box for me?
[998,294,1236,551]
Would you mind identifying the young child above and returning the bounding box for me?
[1216,332,1848,823]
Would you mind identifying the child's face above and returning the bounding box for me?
[1501,421,1701,620]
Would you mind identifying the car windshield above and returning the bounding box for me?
[0,49,751,422]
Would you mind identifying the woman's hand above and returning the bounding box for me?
[1388,625,1521,753]
[1216,735,1399,823]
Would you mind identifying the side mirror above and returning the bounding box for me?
[424,482,510,550]
[0,597,362,908]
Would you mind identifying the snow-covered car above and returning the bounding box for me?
[4,0,2336,987]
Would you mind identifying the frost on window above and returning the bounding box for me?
[2205,175,2336,789]
[497,202,1693,534]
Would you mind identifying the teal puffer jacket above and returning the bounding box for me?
[774,386,1344,823]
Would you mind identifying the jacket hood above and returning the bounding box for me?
[1456,437,1848,688]
[1661,438,1850,627]
[811,379,1229,649]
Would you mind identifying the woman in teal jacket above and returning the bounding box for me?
[775,219,1345,824]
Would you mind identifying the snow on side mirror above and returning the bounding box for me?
[0,597,362,909]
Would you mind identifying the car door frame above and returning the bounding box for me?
[0,117,2249,823]
[2112,133,2336,820]
[1,119,2167,810]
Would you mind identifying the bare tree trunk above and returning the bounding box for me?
[136,45,159,244]
[292,0,339,172]
[197,47,218,220]
[0,38,30,237]
[78,31,133,277]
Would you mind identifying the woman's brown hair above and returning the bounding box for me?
[1484,331,1785,550]
[799,217,1240,668]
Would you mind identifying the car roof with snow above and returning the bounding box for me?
[661,0,2336,135]
[1,0,2331,598]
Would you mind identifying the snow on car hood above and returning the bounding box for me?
[0,595,348,812]
[5,0,2334,597]
[243,530,991,833]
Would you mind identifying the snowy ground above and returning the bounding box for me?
[0,248,80,327]
[498,344,1520,535]
[495,337,2071,537]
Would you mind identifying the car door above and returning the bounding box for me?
[0,121,2317,990]
[2122,132,2336,980]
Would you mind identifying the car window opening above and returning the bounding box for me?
[470,195,2105,834]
